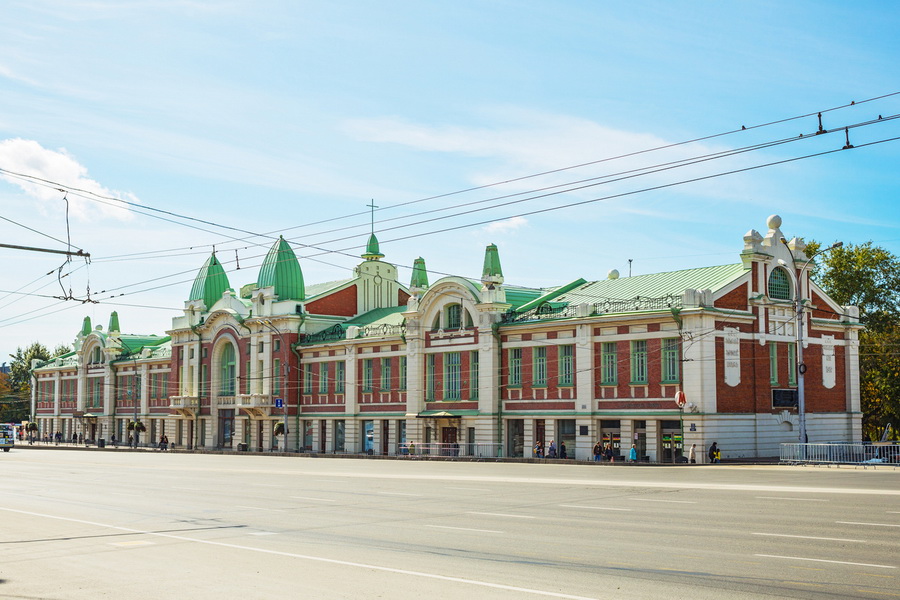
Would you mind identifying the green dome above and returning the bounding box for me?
[189,253,230,308]
[362,233,384,260]
[257,236,305,300]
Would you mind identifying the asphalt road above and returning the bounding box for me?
[1,448,898,600]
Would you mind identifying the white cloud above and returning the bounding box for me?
[0,138,137,221]
[482,216,528,234]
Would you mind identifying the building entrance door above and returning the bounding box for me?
[660,420,683,463]
[441,426,458,456]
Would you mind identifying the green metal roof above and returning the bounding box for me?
[343,306,406,327]
[119,335,170,353]
[504,285,545,309]
[257,236,305,301]
[555,263,748,305]
[108,311,120,333]
[482,243,503,279]
[362,233,384,260]
[189,253,230,307]
[80,316,92,337]
[410,257,429,289]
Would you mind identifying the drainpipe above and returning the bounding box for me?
[190,324,203,450]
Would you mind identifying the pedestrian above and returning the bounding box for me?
[127,434,133,447]
[629,443,638,462]
[689,443,697,464]
[560,441,568,459]
[605,443,614,463]
[593,441,602,462]
[72,432,77,445]
[78,433,83,445]
[708,442,719,464]
[534,440,543,458]
[158,434,166,451]
[547,440,557,458]
[111,434,117,448]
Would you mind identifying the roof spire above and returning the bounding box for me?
[80,316,92,337]
[481,243,504,287]
[409,257,429,293]
[361,200,385,260]
[108,311,120,333]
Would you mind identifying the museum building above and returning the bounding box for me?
[31,215,862,460]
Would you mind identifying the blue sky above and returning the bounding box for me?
[1,0,898,358]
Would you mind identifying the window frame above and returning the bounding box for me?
[630,340,648,385]
[661,338,681,383]
[533,346,547,387]
[509,348,522,387]
[601,342,618,385]
[559,345,574,387]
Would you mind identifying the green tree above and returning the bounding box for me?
[53,343,72,357]
[807,241,900,440]
[7,342,51,422]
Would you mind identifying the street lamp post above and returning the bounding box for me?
[261,320,290,453]
[778,241,842,444]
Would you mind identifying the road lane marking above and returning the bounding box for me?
[837,521,900,528]
[235,505,286,512]
[377,492,423,497]
[0,507,595,600]
[426,525,504,534]
[110,540,154,547]
[467,511,535,519]
[755,554,896,569]
[756,496,829,502]
[446,487,490,492]
[559,504,632,511]
[888,511,900,514]
[752,532,866,543]
[858,573,894,578]
[290,496,337,502]
[633,498,696,504]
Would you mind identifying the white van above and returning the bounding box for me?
[0,423,15,451]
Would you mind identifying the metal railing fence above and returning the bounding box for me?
[395,442,501,458]
[781,442,900,465]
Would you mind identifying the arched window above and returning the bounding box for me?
[91,347,102,364]
[768,267,792,300]
[219,343,236,396]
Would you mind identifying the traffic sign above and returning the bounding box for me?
[674,391,686,408]
[275,398,283,408]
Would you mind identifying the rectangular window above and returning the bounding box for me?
[335,361,345,393]
[769,342,779,385]
[601,342,617,385]
[509,348,522,386]
[258,341,264,353]
[559,345,574,386]
[398,356,407,391]
[200,365,207,396]
[304,363,313,394]
[319,362,329,394]
[273,359,281,396]
[362,359,373,392]
[469,351,479,399]
[661,338,680,383]
[788,343,797,386]
[446,304,461,329]
[246,361,251,394]
[380,358,392,391]
[274,338,281,352]
[533,346,547,386]
[630,340,648,384]
[445,352,461,400]
[426,354,436,400]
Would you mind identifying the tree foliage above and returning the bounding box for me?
[808,241,900,440]
[6,342,51,422]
